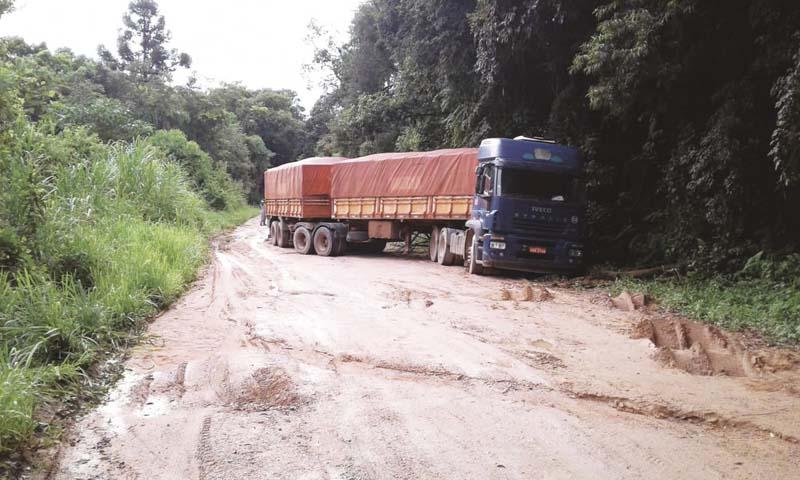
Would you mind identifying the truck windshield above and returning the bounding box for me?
[499,168,580,202]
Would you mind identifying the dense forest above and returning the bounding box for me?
[305,0,800,271]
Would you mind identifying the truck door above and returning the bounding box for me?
[473,164,495,227]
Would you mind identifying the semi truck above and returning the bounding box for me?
[263,137,586,275]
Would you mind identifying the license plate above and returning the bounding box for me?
[529,246,547,255]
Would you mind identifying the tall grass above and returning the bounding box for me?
[0,127,256,455]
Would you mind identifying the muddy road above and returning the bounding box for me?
[48,219,800,479]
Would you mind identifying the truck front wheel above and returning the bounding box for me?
[313,226,338,257]
[437,228,456,266]
[293,226,315,255]
[466,231,483,275]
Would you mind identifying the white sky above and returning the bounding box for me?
[0,0,363,112]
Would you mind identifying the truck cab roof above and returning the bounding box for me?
[478,138,583,173]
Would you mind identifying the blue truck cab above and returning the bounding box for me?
[465,137,586,275]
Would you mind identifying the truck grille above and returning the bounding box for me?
[510,217,573,237]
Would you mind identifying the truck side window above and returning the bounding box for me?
[481,166,495,196]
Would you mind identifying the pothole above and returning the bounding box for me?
[232,367,302,411]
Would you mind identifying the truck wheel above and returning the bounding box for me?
[276,223,292,248]
[437,228,456,266]
[429,226,439,262]
[313,226,338,257]
[466,231,483,275]
[269,223,278,246]
[293,226,314,255]
[335,234,347,256]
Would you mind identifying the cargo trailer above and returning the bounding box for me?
[263,157,347,248]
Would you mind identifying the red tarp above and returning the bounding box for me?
[331,148,479,198]
[264,157,348,200]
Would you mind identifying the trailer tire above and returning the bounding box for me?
[466,231,483,275]
[335,234,347,256]
[437,228,456,266]
[313,226,338,257]
[429,226,439,262]
[293,226,314,255]
[276,223,292,249]
[269,222,279,246]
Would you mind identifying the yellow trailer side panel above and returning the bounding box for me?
[333,195,471,220]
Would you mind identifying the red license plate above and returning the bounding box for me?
[529,246,547,255]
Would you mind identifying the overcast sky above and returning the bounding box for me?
[0,0,363,112]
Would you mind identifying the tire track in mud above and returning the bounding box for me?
[240,321,799,456]
[244,321,800,448]
[563,389,800,444]
[335,349,800,445]
[196,416,214,480]
[169,361,188,399]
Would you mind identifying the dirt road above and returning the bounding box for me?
[47,219,800,479]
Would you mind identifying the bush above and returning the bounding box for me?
[145,130,245,211]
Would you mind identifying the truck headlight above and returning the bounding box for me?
[490,241,506,250]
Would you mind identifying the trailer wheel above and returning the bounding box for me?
[429,226,439,262]
[293,226,314,255]
[437,228,456,266]
[276,223,292,248]
[466,231,483,275]
[335,234,347,256]
[269,222,279,246]
[313,226,338,257]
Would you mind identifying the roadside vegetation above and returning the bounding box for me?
[0,1,258,459]
[614,253,800,345]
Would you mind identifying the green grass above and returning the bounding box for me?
[0,130,256,458]
[613,259,800,345]
[0,211,255,456]
[202,206,259,234]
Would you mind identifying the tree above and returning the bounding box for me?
[98,0,191,83]
[0,0,13,18]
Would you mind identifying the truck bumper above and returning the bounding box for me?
[480,234,585,274]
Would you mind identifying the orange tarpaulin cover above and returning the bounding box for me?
[264,157,348,200]
[331,148,479,198]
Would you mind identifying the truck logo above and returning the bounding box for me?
[531,206,552,214]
